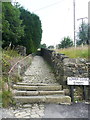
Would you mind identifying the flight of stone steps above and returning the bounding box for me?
[12,82,71,104]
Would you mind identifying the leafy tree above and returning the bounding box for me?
[2,3,42,54]
[58,36,73,48]
[40,43,47,48]
[2,2,24,48]
[77,22,88,45]
[31,14,42,49]
[48,45,54,49]
[19,7,34,54]
[0,2,2,33]
[19,7,42,54]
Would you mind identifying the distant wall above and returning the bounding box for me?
[41,48,89,85]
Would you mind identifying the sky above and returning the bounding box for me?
[13,0,89,47]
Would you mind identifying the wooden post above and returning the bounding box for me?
[70,86,74,102]
[83,86,87,101]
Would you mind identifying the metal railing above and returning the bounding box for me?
[8,54,33,89]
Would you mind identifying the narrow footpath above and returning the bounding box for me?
[0,56,89,119]
[23,56,58,84]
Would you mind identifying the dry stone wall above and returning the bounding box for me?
[41,48,89,85]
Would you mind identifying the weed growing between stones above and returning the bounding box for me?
[74,86,89,102]
[2,90,16,108]
[74,87,83,102]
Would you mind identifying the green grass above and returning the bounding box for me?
[55,46,89,59]
[2,91,13,108]
[3,49,21,58]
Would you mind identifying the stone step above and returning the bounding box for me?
[13,90,65,96]
[14,95,71,104]
[16,82,59,86]
[13,85,62,91]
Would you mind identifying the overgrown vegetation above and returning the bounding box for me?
[2,91,14,108]
[1,49,23,107]
[56,45,88,59]
[3,49,21,58]
[74,87,83,102]
[73,86,89,102]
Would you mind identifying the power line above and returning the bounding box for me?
[33,0,65,12]
[73,0,76,48]
[77,17,88,21]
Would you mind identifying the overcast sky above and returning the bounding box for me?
[13,0,89,46]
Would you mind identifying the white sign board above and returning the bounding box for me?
[67,77,90,85]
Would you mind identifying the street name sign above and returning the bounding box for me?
[67,77,89,85]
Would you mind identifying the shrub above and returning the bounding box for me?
[2,91,12,108]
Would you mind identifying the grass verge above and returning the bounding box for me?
[2,49,23,107]
[55,45,89,59]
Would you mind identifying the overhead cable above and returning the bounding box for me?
[33,0,66,12]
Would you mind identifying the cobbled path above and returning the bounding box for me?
[1,56,59,118]
[23,56,58,84]
[1,103,45,118]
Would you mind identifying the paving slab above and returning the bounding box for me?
[14,95,71,104]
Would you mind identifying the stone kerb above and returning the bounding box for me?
[41,48,88,85]
[8,54,33,87]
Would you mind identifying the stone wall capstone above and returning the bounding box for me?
[41,48,89,85]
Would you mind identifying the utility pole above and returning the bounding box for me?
[73,0,76,48]
[77,17,88,46]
